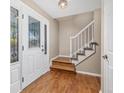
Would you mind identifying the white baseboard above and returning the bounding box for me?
[58,55,71,58]
[76,70,101,77]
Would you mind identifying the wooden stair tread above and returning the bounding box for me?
[53,57,72,64]
[52,62,75,67]
[50,65,75,72]
[51,57,76,72]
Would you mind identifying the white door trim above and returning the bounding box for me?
[101,0,113,93]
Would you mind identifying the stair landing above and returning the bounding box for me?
[50,57,76,73]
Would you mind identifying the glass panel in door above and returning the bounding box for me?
[28,16,40,48]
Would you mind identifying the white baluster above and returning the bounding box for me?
[70,20,95,57]
[93,23,95,42]
[78,35,80,50]
[85,30,87,47]
[81,33,82,50]
[75,38,76,55]
[88,27,90,47]
[70,37,72,57]
[83,32,85,48]
[92,24,94,42]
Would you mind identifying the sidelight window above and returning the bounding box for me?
[10,7,19,63]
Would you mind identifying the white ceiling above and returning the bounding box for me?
[33,0,101,18]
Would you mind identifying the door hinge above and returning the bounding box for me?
[22,77,24,83]
[22,14,24,19]
[22,45,24,51]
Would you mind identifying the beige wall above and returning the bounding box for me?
[58,12,94,56]
[58,9,101,74]
[21,0,59,60]
[76,9,101,74]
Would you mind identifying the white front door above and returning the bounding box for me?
[102,0,113,93]
[21,4,49,89]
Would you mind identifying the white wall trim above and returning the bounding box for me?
[77,70,101,77]
[58,55,71,58]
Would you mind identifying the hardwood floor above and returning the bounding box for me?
[21,70,100,93]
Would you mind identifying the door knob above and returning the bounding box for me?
[102,55,108,59]
[41,45,44,52]
[41,49,44,52]
[102,55,109,63]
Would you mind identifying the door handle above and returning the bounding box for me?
[102,55,109,63]
[41,44,47,54]
[41,45,44,52]
[41,49,44,52]
[102,55,108,59]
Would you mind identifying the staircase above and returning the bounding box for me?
[70,20,98,65]
[50,57,76,72]
[50,20,98,72]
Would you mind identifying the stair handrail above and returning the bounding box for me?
[71,20,95,39]
[70,20,95,57]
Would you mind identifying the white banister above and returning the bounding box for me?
[71,20,95,39]
[70,20,95,57]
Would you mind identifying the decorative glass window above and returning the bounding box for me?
[29,16,40,48]
[10,7,19,63]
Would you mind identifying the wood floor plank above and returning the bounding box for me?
[21,70,100,93]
